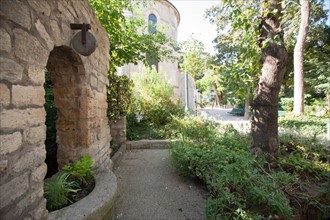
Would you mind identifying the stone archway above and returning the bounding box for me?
[46,46,90,169]
[0,0,112,219]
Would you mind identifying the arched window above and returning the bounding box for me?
[148,13,157,34]
[147,13,158,70]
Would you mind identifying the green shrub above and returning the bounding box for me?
[170,120,295,219]
[63,155,94,186]
[107,73,134,122]
[127,67,184,140]
[279,97,294,111]
[44,172,79,211]
[131,67,184,126]
[169,114,329,219]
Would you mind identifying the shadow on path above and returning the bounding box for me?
[113,149,207,220]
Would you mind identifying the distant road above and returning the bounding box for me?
[199,107,251,133]
[199,107,250,122]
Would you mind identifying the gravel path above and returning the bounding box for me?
[113,149,207,220]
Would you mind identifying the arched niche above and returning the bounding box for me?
[46,46,89,169]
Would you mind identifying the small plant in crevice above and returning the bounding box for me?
[44,172,80,212]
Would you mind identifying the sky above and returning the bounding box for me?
[169,0,330,55]
[169,0,219,55]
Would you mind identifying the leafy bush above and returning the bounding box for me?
[170,119,293,219]
[131,67,184,126]
[127,67,184,140]
[279,97,294,111]
[44,172,79,211]
[170,115,330,219]
[107,73,134,122]
[63,155,94,186]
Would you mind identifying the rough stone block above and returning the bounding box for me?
[12,147,46,174]
[14,28,48,65]
[0,108,45,130]
[0,132,22,155]
[0,57,24,83]
[0,28,11,53]
[0,172,29,209]
[27,0,51,16]
[0,159,8,175]
[0,0,31,29]
[23,125,46,145]
[49,20,62,46]
[35,19,54,50]
[27,66,45,85]
[28,199,47,220]
[31,163,47,185]
[12,85,45,107]
[0,83,10,107]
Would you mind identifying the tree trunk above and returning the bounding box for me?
[293,0,310,115]
[251,0,288,156]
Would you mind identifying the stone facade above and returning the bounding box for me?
[0,0,112,219]
[117,0,196,111]
[110,116,127,149]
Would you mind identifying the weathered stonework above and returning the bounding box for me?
[110,117,127,148]
[0,0,112,219]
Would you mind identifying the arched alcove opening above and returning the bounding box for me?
[45,46,88,175]
[44,67,58,178]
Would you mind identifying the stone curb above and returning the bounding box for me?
[48,169,117,220]
[126,139,171,150]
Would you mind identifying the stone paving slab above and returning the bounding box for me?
[113,149,207,220]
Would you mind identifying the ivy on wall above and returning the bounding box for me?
[107,73,134,122]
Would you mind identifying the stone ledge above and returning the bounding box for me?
[126,139,171,150]
[48,169,117,220]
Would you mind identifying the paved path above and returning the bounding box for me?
[200,108,251,133]
[113,149,207,220]
[200,107,249,122]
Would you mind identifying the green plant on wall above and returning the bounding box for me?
[107,73,134,122]
[44,68,58,178]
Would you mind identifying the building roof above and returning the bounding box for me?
[163,0,180,26]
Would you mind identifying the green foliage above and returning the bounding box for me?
[44,172,79,211]
[170,119,294,219]
[131,67,184,127]
[279,97,294,111]
[88,0,176,73]
[44,68,58,177]
[107,73,133,122]
[170,115,330,219]
[205,0,260,106]
[126,67,184,140]
[63,156,94,186]
[180,35,209,81]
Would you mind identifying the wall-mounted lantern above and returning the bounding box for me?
[70,23,97,56]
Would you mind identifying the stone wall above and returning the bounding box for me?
[0,0,112,219]
[116,0,189,105]
[110,117,127,148]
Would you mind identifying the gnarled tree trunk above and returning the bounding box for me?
[251,0,288,156]
[294,0,310,115]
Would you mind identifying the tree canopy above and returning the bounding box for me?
[88,0,176,73]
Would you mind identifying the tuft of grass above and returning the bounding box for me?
[44,172,79,211]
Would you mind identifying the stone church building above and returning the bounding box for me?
[117,0,196,111]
